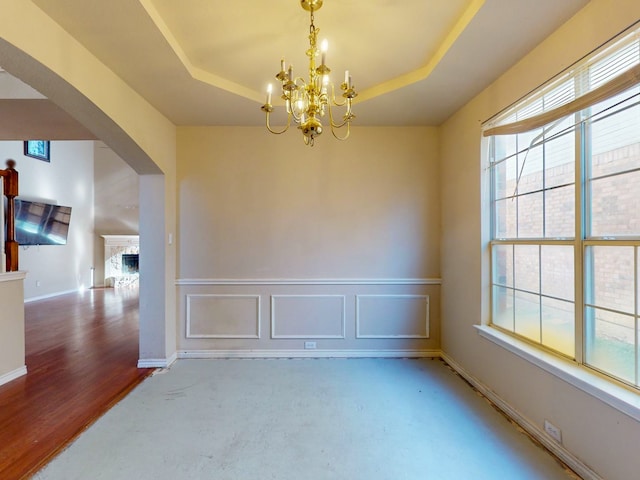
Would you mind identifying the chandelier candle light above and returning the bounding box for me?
[261,0,357,146]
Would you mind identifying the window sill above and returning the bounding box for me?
[475,325,640,422]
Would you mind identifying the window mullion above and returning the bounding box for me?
[574,110,587,364]
[511,244,516,332]
[635,246,639,386]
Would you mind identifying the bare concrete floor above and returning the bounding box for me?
[35,358,578,479]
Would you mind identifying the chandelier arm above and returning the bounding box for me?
[330,118,349,129]
[326,83,348,107]
[330,121,351,141]
[291,107,303,122]
[265,110,293,135]
[326,103,351,129]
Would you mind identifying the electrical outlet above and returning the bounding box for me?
[36,280,41,287]
[304,341,317,349]
[544,420,562,443]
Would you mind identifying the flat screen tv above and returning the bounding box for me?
[13,198,72,245]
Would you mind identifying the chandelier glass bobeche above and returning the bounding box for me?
[261,0,357,146]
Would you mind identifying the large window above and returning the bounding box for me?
[486,26,640,388]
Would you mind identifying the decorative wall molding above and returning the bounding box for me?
[101,234,139,246]
[356,294,430,339]
[178,349,441,359]
[176,277,442,286]
[271,294,346,339]
[0,365,27,387]
[441,353,602,480]
[186,294,261,339]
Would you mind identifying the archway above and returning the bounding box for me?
[0,23,176,366]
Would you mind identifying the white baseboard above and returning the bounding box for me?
[0,365,27,387]
[137,351,178,369]
[178,349,441,359]
[24,289,78,303]
[441,353,602,480]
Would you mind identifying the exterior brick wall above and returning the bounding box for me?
[494,141,640,347]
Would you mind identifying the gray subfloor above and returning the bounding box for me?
[35,358,577,479]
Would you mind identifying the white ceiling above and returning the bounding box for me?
[1,0,589,136]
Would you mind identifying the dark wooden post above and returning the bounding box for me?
[1,159,19,272]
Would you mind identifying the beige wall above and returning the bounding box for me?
[176,127,441,353]
[0,273,25,384]
[440,1,640,479]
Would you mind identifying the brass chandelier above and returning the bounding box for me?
[261,0,357,146]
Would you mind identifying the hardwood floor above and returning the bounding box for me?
[0,287,153,480]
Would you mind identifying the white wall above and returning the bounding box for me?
[176,126,441,354]
[0,140,94,299]
[440,1,640,479]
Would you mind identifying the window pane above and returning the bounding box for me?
[545,124,575,188]
[545,185,574,238]
[638,247,640,316]
[541,297,575,357]
[492,244,513,287]
[517,143,543,195]
[589,170,640,237]
[493,156,517,201]
[493,134,517,164]
[494,198,517,239]
[517,128,543,154]
[585,307,635,384]
[586,245,634,314]
[590,97,640,162]
[517,192,543,238]
[514,245,539,293]
[492,286,514,331]
[514,291,540,342]
[541,245,574,301]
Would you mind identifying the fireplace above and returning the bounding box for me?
[101,235,139,288]
[122,254,139,274]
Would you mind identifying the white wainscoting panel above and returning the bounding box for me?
[271,295,346,339]
[186,294,261,339]
[356,294,429,339]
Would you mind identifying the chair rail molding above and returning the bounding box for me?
[176,277,442,286]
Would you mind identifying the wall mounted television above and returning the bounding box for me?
[13,198,72,246]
